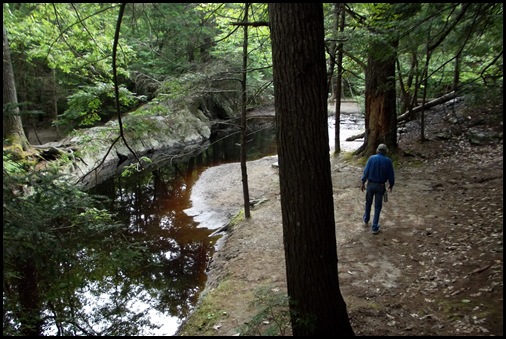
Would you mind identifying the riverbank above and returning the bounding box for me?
[178,100,503,336]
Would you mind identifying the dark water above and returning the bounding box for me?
[82,108,362,336]
[89,123,277,335]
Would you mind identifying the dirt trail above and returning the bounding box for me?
[179,101,503,336]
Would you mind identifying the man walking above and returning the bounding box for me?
[361,143,395,234]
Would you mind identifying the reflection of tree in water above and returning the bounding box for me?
[86,125,277,333]
[151,240,211,317]
[3,167,169,336]
[197,124,276,166]
[92,162,215,321]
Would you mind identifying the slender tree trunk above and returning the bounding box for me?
[3,24,29,150]
[453,52,461,92]
[269,3,355,336]
[53,68,61,139]
[334,3,345,155]
[420,40,431,143]
[397,52,418,115]
[240,3,251,218]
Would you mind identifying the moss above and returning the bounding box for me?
[69,126,116,144]
[438,298,479,321]
[3,144,25,161]
[335,151,366,166]
[229,209,245,228]
[123,116,165,139]
[3,147,38,168]
[178,280,233,336]
[339,150,355,162]
[130,102,171,117]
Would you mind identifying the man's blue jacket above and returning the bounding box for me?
[361,153,395,187]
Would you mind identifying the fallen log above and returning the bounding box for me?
[344,92,459,141]
[345,131,365,142]
[398,91,458,123]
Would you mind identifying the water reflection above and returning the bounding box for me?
[89,123,276,335]
[90,164,214,335]
[82,110,362,335]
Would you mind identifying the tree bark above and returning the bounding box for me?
[334,3,345,155]
[355,39,397,157]
[240,3,251,218]
[3,24,29,150]
[269,3,355,336]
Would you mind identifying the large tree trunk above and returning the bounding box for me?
[269,3,355,336]
[355,39,397,157]
[3,24,29,150]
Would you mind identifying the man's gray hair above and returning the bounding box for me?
[377,143,388,154]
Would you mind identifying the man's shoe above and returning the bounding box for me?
[371,227,380,234]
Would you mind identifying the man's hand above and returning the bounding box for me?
[361,182,365,192]
[388,186,393,192]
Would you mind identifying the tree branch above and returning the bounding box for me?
[230,21,269,27]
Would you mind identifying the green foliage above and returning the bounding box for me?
[2,158,151,335]
[130,101,171,117]
[124,3,218,76]
[337,3,503,109]
[4,3,138,126]
[458,81,503,110]
[203,3,273,106]
[4,1,502,132]
[155,71,224,108]
[120,156,152,178]
[3,3,134,80]
[154,58,272,112]
[3,153,26,173]
[157,75,195,102]
[56,82,146,129]
[125,3,274,107]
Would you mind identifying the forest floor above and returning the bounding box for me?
[178,100,503,336]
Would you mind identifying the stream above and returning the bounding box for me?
[85,104,363,336]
